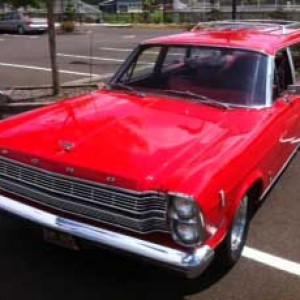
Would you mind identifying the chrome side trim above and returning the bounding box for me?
[219,190,226,208]
[0,195,214,278]
[287,47,297,85]
[260,145,299,200]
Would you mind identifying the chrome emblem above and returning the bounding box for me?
[31,158,39,165]
[66,167,75,174]
[106,176,116,183]
[59,141,75,152]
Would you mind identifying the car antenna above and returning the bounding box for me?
[89,30,94,83]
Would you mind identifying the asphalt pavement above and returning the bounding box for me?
[0,25,299,300]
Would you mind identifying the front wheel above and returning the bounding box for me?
[218,195,250,267]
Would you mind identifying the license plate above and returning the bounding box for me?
[43,228,80,251]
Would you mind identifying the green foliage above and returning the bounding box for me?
[142,0,160,12]
[80,0,99,4]
[151,10,163,23]
[268,8,287,20]
[6,0,42,8]
[64,3,76,21]
[208,8,221,21]
[61,20,75,32]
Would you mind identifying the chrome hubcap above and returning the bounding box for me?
[230,196,248,253]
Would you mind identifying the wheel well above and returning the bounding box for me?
[246,180,264,218]
[247,180,263,202]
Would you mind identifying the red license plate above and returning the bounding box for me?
[43,228,80,251]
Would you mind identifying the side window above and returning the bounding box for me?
[121,47,161,82]
[273,49,293,100]
[162,47,187,72]
[3,13,12,21]
[12,12,20,20]
[289,43,300,84]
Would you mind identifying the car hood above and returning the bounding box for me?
[0,90,270,191]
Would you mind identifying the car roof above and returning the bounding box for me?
[143,20,300,56]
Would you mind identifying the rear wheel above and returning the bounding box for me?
[218,195,250,267]
[17,25,25,35]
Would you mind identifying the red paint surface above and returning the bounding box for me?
[1,28,300,250]
[145,28,300,55]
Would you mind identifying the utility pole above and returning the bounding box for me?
[232,0,237,20]
[46,0,60,96]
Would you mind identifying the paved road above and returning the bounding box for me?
[0,26,180,87]
[0,26,299,300]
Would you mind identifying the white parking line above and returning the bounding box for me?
[57,53,125,63]
[65,72,114,85]
[99,47,131,52]
[99,47,181,56]
[242,246,300,277]
[0,62,99,77]
[2,34,39,39]
[57,53,153,67]
[122,35,136,39]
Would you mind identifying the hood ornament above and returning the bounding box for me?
[31,158,39,165]
[106,176,116,184]
[59,141,75,152]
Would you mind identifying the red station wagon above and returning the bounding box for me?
[0,20,300,278]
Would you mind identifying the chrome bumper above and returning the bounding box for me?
[0,195,214,278]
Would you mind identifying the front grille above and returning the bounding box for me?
[0,156,169,234]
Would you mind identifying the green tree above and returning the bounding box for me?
[45,0,60,95]
[143,0,160,11]
[7,0,41,8]
[3,0,60,95]
[81,0,100,4]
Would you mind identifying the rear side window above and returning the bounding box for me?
[273,49,293,100]
[289,43,300,84]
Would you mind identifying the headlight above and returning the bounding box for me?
[173,196,196,219]
[169,193,206,247]
[173,221,200,245]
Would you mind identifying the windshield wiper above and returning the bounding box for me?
[163,89,231,110]
[109,82,145,97]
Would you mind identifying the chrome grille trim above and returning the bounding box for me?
[0,156,169,234]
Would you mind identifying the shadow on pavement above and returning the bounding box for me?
[0,217,232,300]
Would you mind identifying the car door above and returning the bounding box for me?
[10,12,20,32]
[286,43,300,144]
[271,47,300,167]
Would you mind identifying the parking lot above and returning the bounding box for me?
[0,26,299,300]
[0,26,179,87]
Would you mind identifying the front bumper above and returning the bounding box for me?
[0,195,214,278]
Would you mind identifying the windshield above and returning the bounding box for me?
[113,45,268,107]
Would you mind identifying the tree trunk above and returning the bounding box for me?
[46,0,60,96]
[232,0,237,20]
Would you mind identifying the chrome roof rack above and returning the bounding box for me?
[191,20,300,35]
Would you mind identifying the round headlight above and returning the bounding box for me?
[174,222,200,245]
[173,196,196,219]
